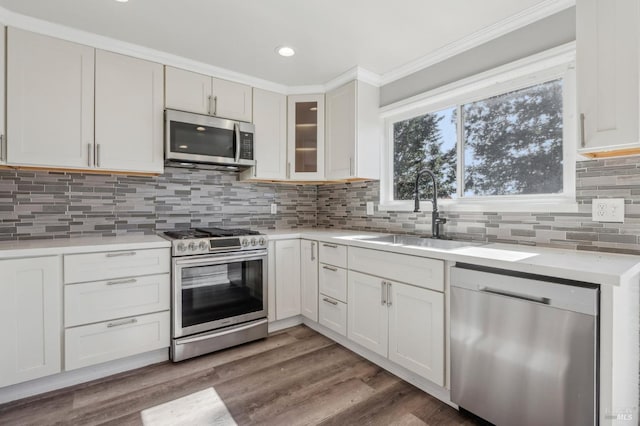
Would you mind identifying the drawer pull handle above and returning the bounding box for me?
[106,278,137,286]
[322,265,338,272]
[322,243,338,248]
[323,297,338,306]
[107,318,138,328]
[106,251,137,258]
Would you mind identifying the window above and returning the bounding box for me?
[381,45,576,212]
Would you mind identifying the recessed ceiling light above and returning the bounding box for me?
[276,46,295,57]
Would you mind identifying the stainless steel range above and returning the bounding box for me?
[163,227,268,362]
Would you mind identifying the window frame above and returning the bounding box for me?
[379,43,577,213]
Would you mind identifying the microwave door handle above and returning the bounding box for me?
[234,122,241,163]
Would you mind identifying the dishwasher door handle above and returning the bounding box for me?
[480,287,551,305]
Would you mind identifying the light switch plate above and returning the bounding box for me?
[366,202,374,215]
[270,204,277,215]
[592,198,624,223]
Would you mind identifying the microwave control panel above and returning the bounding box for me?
[240,133,254,160]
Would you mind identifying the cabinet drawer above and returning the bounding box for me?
[319,296,347,337]
[65,274,170,327]
[65,311,170,370]
[64,248,170,284]
[319,264,347,303]
[348,247,444,292]
[319,242,347,268]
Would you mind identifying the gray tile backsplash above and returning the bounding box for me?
[0,167,316,241]
[317,156,640,255]
[1,157,639,256]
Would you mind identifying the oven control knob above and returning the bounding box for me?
[258,237,266,246]
[176,242,187,252]
[241,238,249,247]
[188,242,198,252]
[250,238,257,246]
[199,241,209,251]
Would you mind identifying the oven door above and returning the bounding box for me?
[172,250,267,338]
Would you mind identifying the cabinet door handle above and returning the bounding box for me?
[323,297,338,306]
[387,282,392,306]
[580,113,586,148]
[105,251,137,258]
[208,95,213,115]
[213,96,218,116]
[87,143,92,167]
[0,134,5,162]
[254,160,257,178]
[96,144,101,168]
[106,278,137,286]
[381,281,387,305]
[311,241,316,261]
[287,162,291,179]
[107,318,138,328]
[322,265,337,272]
[349,157,354,176]
[322,243,338,248]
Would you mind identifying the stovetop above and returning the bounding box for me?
[162,227,266,256]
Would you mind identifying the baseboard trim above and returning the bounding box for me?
[0,348,169,405]
[268,316,304,333]
[302,319,457,409]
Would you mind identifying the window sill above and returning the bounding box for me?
[378,198,580,213]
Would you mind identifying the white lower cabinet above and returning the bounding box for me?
[347,271,388,357]
[274,239,301,320]
[0,256,61,387]
[319,263,347,303]
[300,240,318,322]
[347,268,445,386]
[388,281,444,385]
[319,295,347,336]
[65,311,170,371]
[63,246,171,371]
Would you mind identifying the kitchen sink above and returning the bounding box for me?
[354,234,482,250]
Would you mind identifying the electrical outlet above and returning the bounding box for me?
[270,203,277,215]
[592,198,624,223]
[366,202,374,215]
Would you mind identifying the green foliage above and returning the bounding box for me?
[463,79,563,196]
[393,112,457,200]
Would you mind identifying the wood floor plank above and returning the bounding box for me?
[0,326,479,426]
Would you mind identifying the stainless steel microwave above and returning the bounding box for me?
[165,109,255,170]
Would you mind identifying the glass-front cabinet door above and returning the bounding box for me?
[287,94,325,180]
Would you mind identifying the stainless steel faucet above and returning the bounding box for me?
[414,168,446,239]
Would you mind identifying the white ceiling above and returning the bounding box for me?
[0,0,558,86]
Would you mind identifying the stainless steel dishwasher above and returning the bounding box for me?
[450,265,598,426]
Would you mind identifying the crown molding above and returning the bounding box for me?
[0,1,572,95]
[379,0,576,86]
[0,6,290,94]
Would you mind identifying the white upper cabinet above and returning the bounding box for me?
[165,66,212,115]
[165,66,252,122]
[0,23,5,165]
[288,94,325,180]
[243,88,287,180]
[0,256,61,387]
[212,78,252,123]
[7,27,94,168]
[577,0,640,155]
[325,81,381,180]
[95,50,164,173]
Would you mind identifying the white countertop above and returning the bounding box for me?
[263,228,640,287]
[0,234,170,258]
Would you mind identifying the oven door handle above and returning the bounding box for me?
[174,250,267,266]
[175,319,268,345]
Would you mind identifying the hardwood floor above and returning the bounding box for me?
[0,326,478,426]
